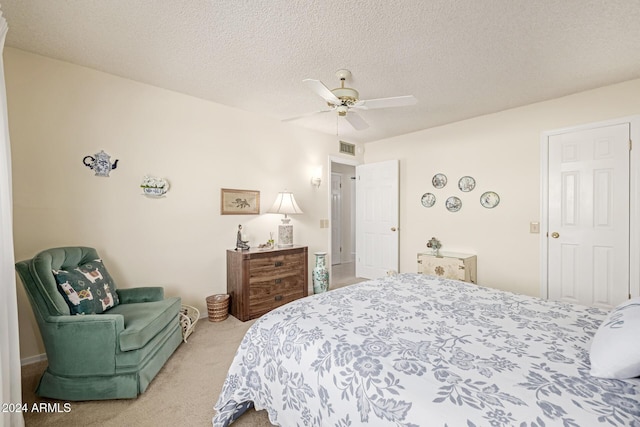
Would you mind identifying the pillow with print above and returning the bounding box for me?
[52,258,120,315]
[590,297,640,379]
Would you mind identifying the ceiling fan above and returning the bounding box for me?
[284,69,417,131]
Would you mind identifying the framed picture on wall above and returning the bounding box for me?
[220,189,260,215]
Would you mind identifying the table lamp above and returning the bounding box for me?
[268,191,303,247]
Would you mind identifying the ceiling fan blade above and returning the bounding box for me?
[303,79,341,104]
[282,109,332,122]
[353,95,417,110]
[344,111,369,130]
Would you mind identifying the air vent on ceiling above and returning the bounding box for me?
[339,141,356,156]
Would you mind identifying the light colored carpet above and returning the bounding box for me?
[21,316,274,427]
[20,279,366,427]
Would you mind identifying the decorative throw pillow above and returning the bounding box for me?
[590,297,640,379]
[52,258,120,315]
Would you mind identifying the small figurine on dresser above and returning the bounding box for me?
[236,225,250,251]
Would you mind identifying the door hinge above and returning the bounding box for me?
[630,139,633,151]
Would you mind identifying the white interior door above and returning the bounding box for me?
[331,173,342,265]
[356,160,399,279]
[547,123,630,309]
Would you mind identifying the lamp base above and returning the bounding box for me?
[278,222,293,247]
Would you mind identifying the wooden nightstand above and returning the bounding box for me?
[227,246,308,321]
[417,251,477,283]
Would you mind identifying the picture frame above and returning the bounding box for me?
[220,188,260,215]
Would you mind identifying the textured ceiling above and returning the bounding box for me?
[2,0,640,143]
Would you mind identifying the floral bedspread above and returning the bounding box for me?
[213,273,640,426]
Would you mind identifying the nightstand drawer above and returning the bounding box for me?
[417,251,477,284]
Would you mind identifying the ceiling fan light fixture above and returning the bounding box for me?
[331,87,359,105]
[336,105,349,116]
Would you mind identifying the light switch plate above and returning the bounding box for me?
[530,222,540,233]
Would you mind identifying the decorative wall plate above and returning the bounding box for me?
[445,196,462,212]
[480,191,500,208]
[421,193,436,207]
[458,176,476,192]
[432,173,447,189]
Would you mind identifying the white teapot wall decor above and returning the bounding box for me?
[83,150,119,177]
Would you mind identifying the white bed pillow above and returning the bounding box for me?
[590,297,640,379]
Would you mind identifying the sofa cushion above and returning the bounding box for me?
[52,258,120,315]
[108,297,181,352]
[115,312,181,370]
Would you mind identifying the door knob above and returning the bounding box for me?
[551,232,560,238]
[391,227,397,232]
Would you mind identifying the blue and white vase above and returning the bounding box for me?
[313,252,329,294]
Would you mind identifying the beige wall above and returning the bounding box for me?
[9,46,640,361]
[364,78,640,297]
[6,48,363,360]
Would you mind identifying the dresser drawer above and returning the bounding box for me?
[249,276,305,317]
[248,253,306,281]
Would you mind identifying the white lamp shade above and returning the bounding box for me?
[268,191,303,216]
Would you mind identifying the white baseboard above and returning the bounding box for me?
[21,353,47,366]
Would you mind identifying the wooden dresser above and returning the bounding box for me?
[227,246,308,321]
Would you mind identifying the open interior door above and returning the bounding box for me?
[355,159,399,279]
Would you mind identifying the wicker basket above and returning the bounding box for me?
[206,294,230,322]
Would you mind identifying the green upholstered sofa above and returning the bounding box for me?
[15,247,182,401]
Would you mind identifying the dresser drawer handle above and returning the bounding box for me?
[275,279,282,284]
[274,295,283,301]
[274,261,284,267]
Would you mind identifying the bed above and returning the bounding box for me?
[213,273,640,426]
